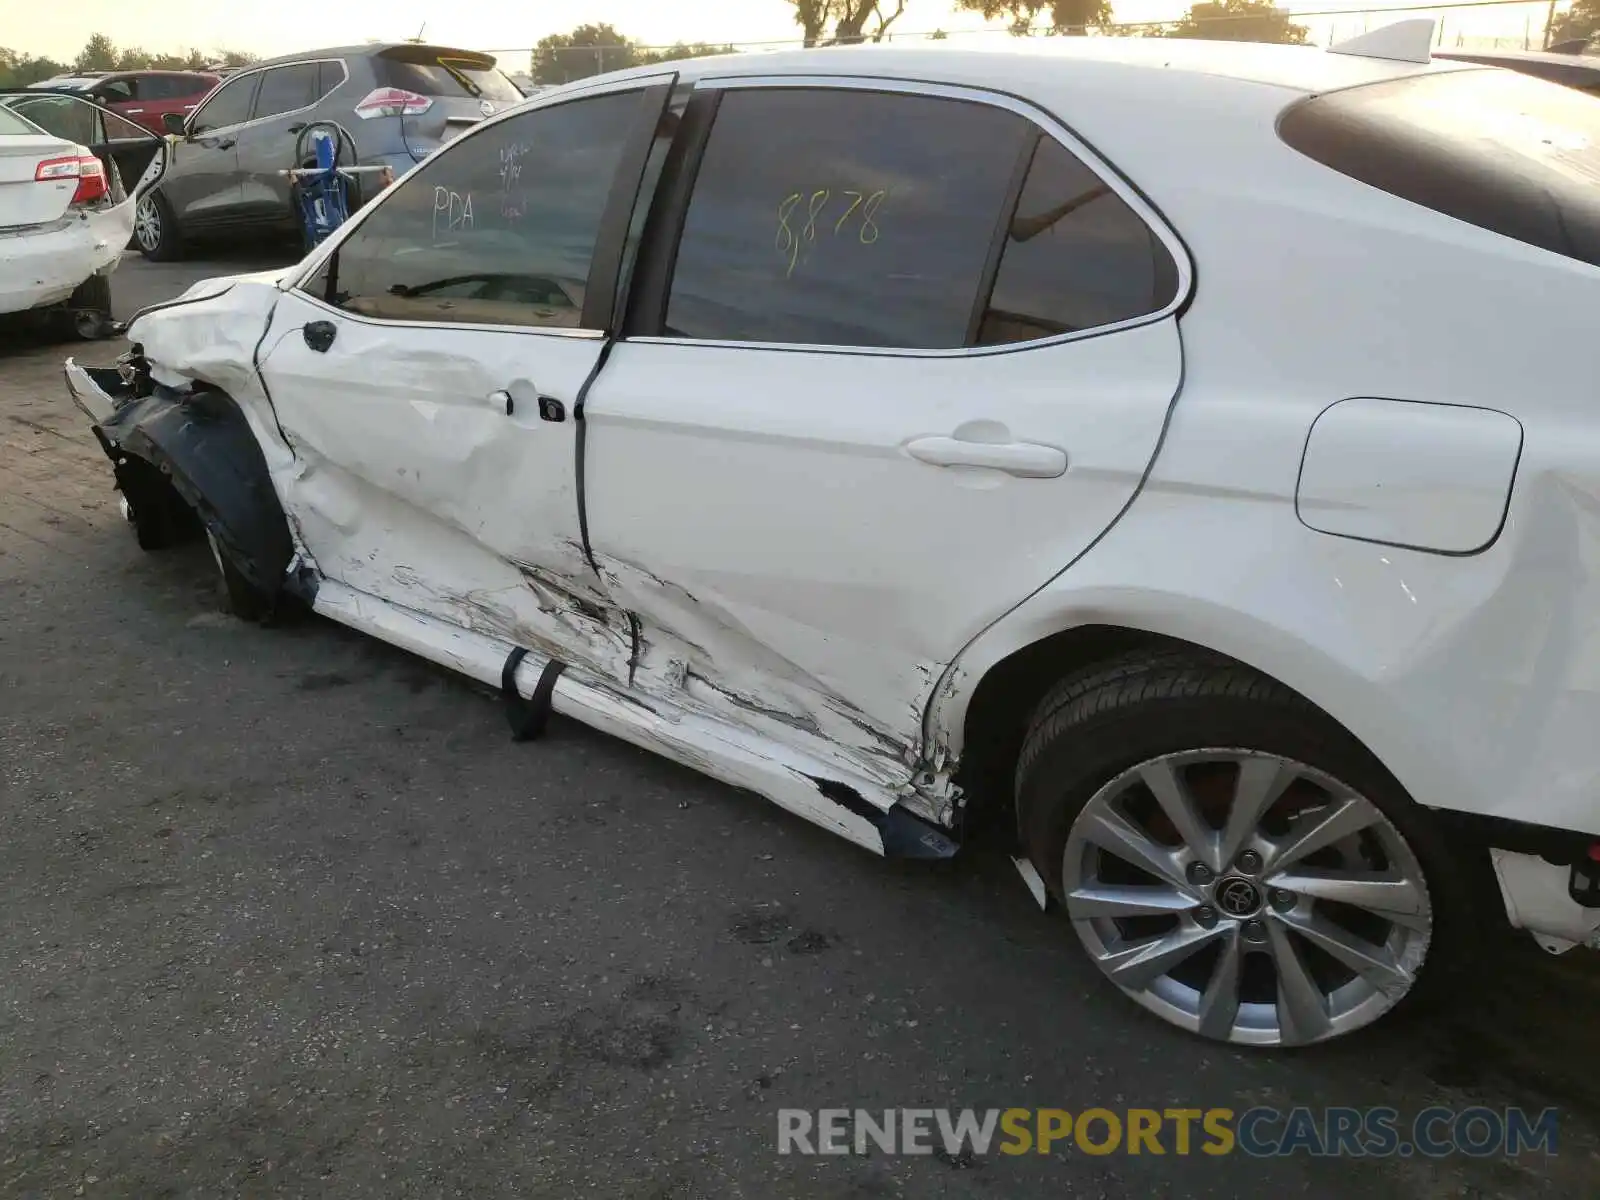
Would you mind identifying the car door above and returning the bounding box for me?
[165,70,257,225]
[234,61,322,222]
[257,77,676,688]
[581,79,1189,772]
[119,74,179,135]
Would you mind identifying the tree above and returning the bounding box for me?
[74,33,121,72]
[636,41,737,67]
[952,0,1113,38]
[148,49,212,70]
[211,48,261,67]
[1158,0,1308,43]
[531,23,640,85]
[0,48,68,87]
[788,1,909,48]
[1549,0,1600,44]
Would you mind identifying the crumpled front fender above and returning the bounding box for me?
[71,361,293,599]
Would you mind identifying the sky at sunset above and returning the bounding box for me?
[0,0,1567,67]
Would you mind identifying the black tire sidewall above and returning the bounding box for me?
[1017,674,1475,1027]
[207,531,269,621]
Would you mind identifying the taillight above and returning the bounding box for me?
[35,154,107,206]
[353,88,433,119]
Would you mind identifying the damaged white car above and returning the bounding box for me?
[63,25,1600,1047]
[0,91,167,337]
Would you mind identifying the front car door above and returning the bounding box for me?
[165,70,258,226]
[85,76,139,127]
[581,78,1189,794]
[257,76,677,687]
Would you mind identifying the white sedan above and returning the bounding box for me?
[62,22,1600,1047]
[0,93,166,336]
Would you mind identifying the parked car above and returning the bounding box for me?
[27,70,221,135]
[0,91,167,335]
[131,43,524,261]
[63,26,1600,1048]
[1434,45,1600,92]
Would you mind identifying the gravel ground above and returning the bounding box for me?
[1,254,1598,1198]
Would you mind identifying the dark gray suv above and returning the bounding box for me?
[133,43,523,261]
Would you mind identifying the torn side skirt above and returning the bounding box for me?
[95,382,294,595]
[810,777,960,860]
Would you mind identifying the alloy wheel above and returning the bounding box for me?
[1062,749,1432,1046]
[134,195,161,252]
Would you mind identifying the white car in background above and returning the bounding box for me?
[0,93,166,337]
[62,23,1600,1047]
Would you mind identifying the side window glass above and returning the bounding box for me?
[662,88,1030,350]
[254,64,318,120]
[316,61,344,101]
[977,137,1179,345]
[302,90,646,328]
[97,79,135,103]
[11,96,98,146]
[191,76,254,132]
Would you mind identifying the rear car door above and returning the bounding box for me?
[257,78,676,687]
[234,61,324,222]
[165,70,257,225]
[582,79,1189,768]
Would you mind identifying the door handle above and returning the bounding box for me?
[905,435,1067,479]
[217,138,236,150]
[125,108,145,114]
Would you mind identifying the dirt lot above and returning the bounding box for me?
[2,257,1600,1198]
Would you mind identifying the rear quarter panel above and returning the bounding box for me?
[931,70,1600,837]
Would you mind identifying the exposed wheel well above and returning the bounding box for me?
[956,626,1328,831]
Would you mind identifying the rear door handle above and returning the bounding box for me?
[905,435,1067,479]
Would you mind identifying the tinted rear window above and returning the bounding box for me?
[377,55,522,104]
[1279,68,1600,268]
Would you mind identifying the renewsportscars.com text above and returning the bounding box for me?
[777,1106,1559,1159]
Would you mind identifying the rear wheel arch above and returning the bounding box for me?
[953,624,1396,830]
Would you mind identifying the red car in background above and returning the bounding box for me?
[27,70,221,135]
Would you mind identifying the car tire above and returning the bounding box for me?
[1015,648,1473,1048]
[117,461,198,551]
[134,190,183,261]
[62,273,113,340]
[206,529,271,622]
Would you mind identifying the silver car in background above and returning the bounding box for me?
[133,43,523,260]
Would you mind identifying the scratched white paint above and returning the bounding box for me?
[0,194,137,314]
